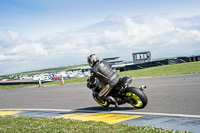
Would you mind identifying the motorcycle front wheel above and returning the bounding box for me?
[92,93,110,107]
[125,87,148,108]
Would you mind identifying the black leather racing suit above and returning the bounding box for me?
[88,60,120,98]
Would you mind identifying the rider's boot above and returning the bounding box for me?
[116,97,122,104]
[107,96,119,107]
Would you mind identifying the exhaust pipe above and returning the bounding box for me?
[139,85,147,91]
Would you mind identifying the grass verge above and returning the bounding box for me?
[0,116,188,133]
[0,84,37,89]
[119,61,200,78]
[1,61,200,89]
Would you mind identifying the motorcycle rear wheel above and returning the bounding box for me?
[92,93,110,107]
[125,87,148,108]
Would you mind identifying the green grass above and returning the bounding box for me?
[1,61,200,89]
[0,77,89,89]
[44,77,88,85]
[0,116,187,133]
[119,61,200,78]
[0,84,37,89]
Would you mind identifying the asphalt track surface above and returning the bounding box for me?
[1,74,200,115]
[1,74,200,132]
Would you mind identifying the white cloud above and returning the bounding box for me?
[1,15,200,75]
[0,29,25,47]
[7,43,48,56]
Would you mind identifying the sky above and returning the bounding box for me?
[0,0,200,75]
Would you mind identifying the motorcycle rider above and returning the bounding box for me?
[87,54,120,107]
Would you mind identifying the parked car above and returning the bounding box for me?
[7,79,14,81]
[51,76,60,80]
[20,77,32,80]
[83,71,90,77]
[76,73,84,78]
[67,71,76,78]
[33,76,44,81]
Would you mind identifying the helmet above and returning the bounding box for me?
[87,54,99,67]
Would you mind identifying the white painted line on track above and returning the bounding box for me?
[1,108,200,118]
[110,111,200,118]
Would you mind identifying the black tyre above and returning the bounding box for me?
[125,87,148,108]
[92,93,110,107]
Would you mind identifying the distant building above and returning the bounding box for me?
[102,57,124,71]
[132,51,151,64]
[70,56,124,72]
[103,57,123,65]
[70,66,91,72]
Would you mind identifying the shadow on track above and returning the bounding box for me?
[75,106,138,111]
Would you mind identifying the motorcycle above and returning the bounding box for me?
[87,76,148,108]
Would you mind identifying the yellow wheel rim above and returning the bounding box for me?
[126,92,143,107]
[94,97,108,107]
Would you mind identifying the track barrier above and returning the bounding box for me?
[122,55,200,71]
[0,80,52,86]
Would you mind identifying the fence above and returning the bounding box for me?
[0,80,52,86]
[122,55,200,71]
